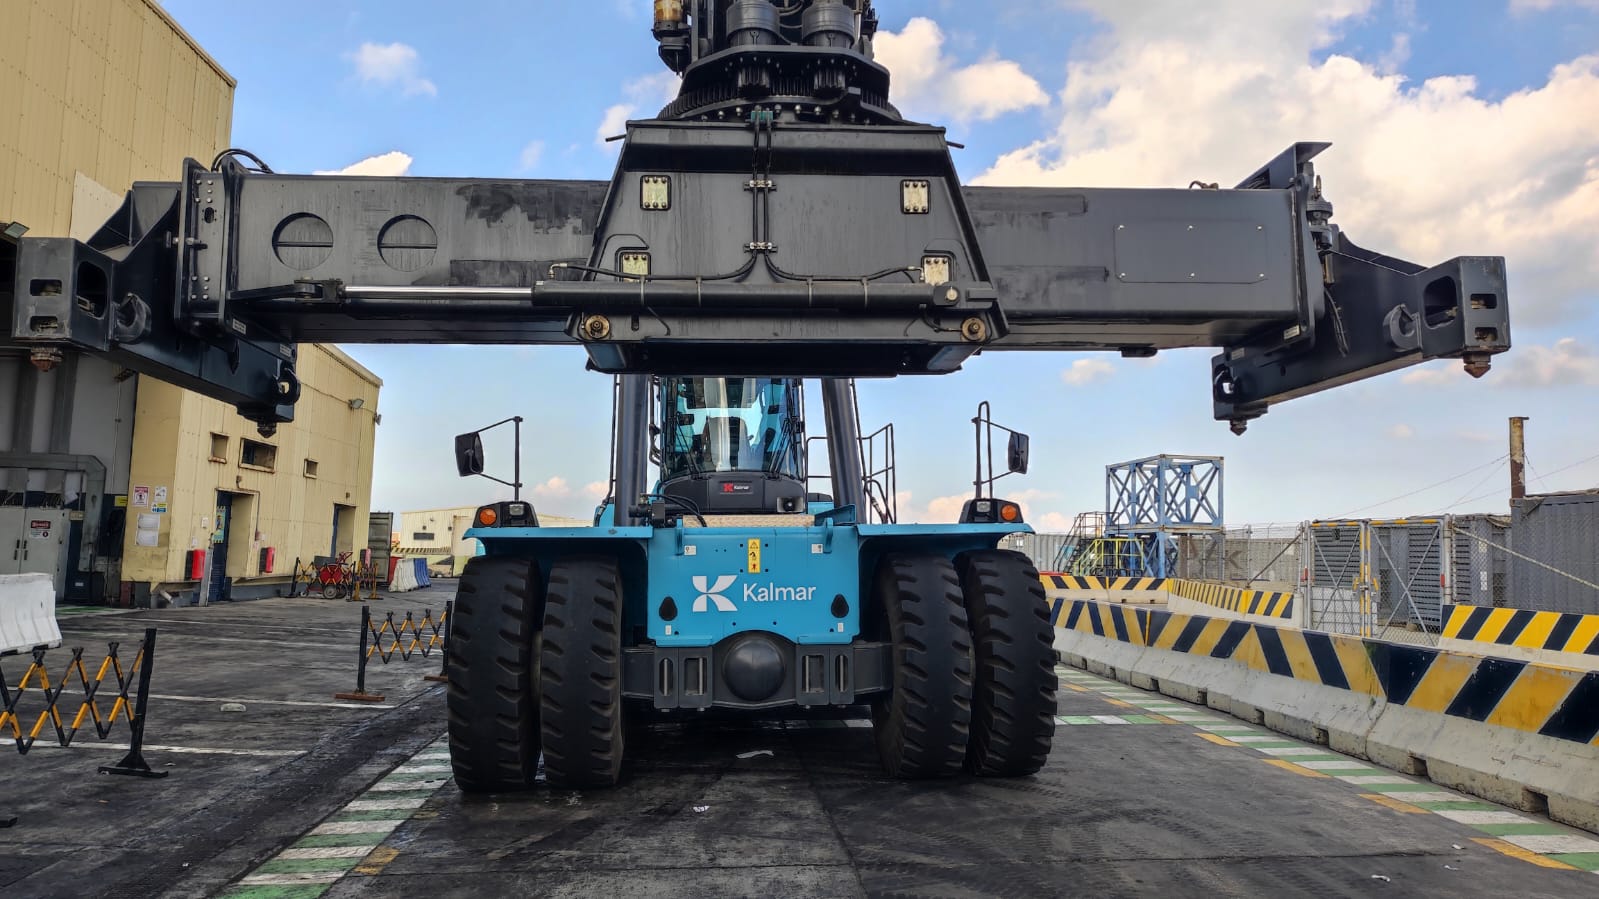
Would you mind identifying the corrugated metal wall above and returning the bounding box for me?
[1510,491,1599,615]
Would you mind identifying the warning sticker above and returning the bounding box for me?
[29,519,51,539]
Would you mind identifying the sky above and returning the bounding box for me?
[158,0,1599,531]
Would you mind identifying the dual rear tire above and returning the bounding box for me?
[871,550,1057,779]
[446,556,625,793]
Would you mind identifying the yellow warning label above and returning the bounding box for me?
[747,538,761,573]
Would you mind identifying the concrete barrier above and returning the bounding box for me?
[1441,605,1599,671]
[0,574,62,656]
[1040,574,1169,605]
[1053,598,1599,834]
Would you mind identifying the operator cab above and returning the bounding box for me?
[657,377,808,517]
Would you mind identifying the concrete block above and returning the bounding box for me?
[0,573,61,655]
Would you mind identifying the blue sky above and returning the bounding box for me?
[160,0,1599,529]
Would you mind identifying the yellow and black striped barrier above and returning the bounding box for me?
[0,627,166,824]
[1053,598,1599,746]
[335,604,451,703]
[1443,605,1599,656]
[1040,575,1168,592]
[1169,580,1295,620]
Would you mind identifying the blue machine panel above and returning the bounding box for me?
[648,526,861,647]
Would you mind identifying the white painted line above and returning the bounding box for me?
[844,719,872,728]
[278,846,379,860]
[1500,833,1599,855]
[310,820,403,836]
[369,778,448,792]
[1229,735,1295,743]
[240,872,346,885]
[149,693,396,710]
[1432,809,1537,825]
[1377,791,1479,804]
[1254,747,1330,757]
[1091,715,1131,725]
[1296,760,1378,771]
[1164,716,1219,723]
[345,797,429,811]
[1335,775,1414,785]
[27,742,303,757]
[122,618,354,636]
[391,763,453,774]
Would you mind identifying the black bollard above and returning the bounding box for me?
[334,605,386,702]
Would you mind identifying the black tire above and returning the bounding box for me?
[539,557,625,789]
[445,555,541,793]
[870,553,974,779]
[956,550,1058,776]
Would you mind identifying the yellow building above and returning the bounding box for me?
[2,0,382,604]
[122,347,381,602]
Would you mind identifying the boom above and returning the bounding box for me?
[2,1,1509,436]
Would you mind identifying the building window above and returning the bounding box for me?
[303,459,319,478]
[209,433,228,462]
[240,439,277,471]
[413,531,435,541]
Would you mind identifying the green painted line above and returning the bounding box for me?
[217,886,330,899]
[1371,783,1456,793]
[252,857,358,875]
[1122,715,1162,724]
[324,808,415,822]
[1472,823,1568,837]
[294,833,392,849]
[1410,800,1503,812]
[1549,853,1599,871]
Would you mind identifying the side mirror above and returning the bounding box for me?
[1007,432,1030,475]
[454,432,485,476]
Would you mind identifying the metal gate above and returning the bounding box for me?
[1303,519,1447,642]
[1305,521,1373,637]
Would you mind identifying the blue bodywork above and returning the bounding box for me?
[467,517,1028,650]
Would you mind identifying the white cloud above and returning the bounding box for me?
[924,493,972,522]
[1500,337,1599,386]
[533,476,572,500]
[1388,423,1415,439]
[517,140,545,173]
[314,151,413,176]
[350,42,437,97]
[596,72,681,146]
[583,480,610,500]
[977,2,1599,325]
[1061,358,1115,386]
[1035,511,1074,532]
[875,18,1049,123]
[1511,0,1599,12]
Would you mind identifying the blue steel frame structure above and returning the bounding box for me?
[1105,455,1225,578]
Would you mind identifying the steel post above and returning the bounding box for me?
[99,628,167,778]
[613,374,651,526]
[821,379,864,513]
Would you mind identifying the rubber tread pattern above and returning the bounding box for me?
[445,555,541,793]
[957,550,1058,776]
[871,553,975,779]
[539,556,626,789]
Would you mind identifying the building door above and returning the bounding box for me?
[208,493,233,603]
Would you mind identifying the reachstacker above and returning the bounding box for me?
[3,1,1510,790]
